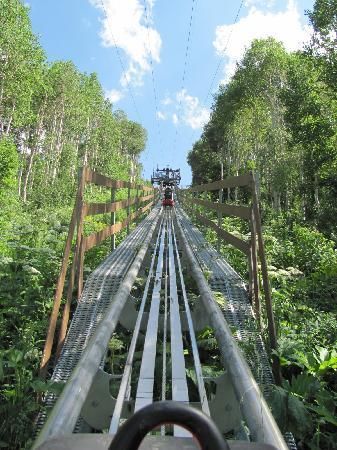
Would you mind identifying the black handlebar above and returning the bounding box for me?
[108,400,230,450]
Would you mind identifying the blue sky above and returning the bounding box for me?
[27,0,314,186]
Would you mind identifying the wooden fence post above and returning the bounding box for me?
[248,247,253,302]
[56,255,77,359]
[127,185,131,234]
[250,207,260,325]
[217,187,223,252]
[39,167,86,378]
[136,186,140,221]
[75,167,87,301]
[111,187,116,251]
[217,161,224,252]
[251,172,281,384]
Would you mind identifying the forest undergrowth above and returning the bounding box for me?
[200,212,337,449]
[1,0,337,448]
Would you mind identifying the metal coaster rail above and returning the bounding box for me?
[33,168,292,450]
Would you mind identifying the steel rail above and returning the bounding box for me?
[175,206,274,396]
[175,217,288,449]
[66,212,155,361]
[134,217,166,411]
[109,216,164,433]
[161,210,168,436]
[33,210,161,449]
[167,215,189,438]
[171,218,210,416]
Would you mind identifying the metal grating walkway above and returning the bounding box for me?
[175,206,274,396]
[36,206,161,430]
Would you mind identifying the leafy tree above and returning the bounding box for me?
[307,0,337,86]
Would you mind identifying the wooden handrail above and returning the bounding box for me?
[179,171,281,383]
[85,167,152,191]
[180,195,251,220]
[83,201,153,251]
[181,173,253,193]
[40,166,154,378]
[194,211,250,255]
[84,194,154,216]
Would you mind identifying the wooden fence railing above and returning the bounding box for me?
[179,172,281,383]
[40,166,156,378]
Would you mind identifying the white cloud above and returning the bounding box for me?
[172,113,179,125]
[90,0,161,87]
[176,89,210,130]
[156,111,166,120]
[158,90,210,129]
[162,96,172,106]
[105,88,124,103]
[244,0,275,7]
[213,0,311,82]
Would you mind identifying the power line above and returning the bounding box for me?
[99,0,143,124]
[172,0,197,153]
[142,0,164,158]
[202,0,244,106]
[189,0,245,146]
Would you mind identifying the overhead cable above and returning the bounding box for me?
[142,0,164,155]
[99,0,143,124]
[189,0,244,147]
[172,0,197,152]
[202,0,244,106]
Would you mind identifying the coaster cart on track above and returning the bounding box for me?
[151,167,181,207]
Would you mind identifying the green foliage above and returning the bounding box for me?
[307,0,337,87]
[0,1,150,447]
[189,190,337,447]
[269,370,337,449]
[0,139,19,256]
[0,139,18,190]
[186,23,337,445]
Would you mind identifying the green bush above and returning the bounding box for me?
[0,138,18,191]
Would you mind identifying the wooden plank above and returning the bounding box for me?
[76,237,85,300]
[85,167,154,191]
[85,169,129,189]
[39,166,86,378]
[193,211,250,255]
[141,185,154,192]
[85,194,154,216]
[75,168,88,301]
[83,201,154,251]
[56,248,77,359]
[186,197,250,220]
[251,172,280,384]
[127,186,131,234]
[141,200,153,214]
[39,204,77,377]
[182,173,253,193]
[84,218,130,251]
[250,208,260,325]
[140,194,155,203]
